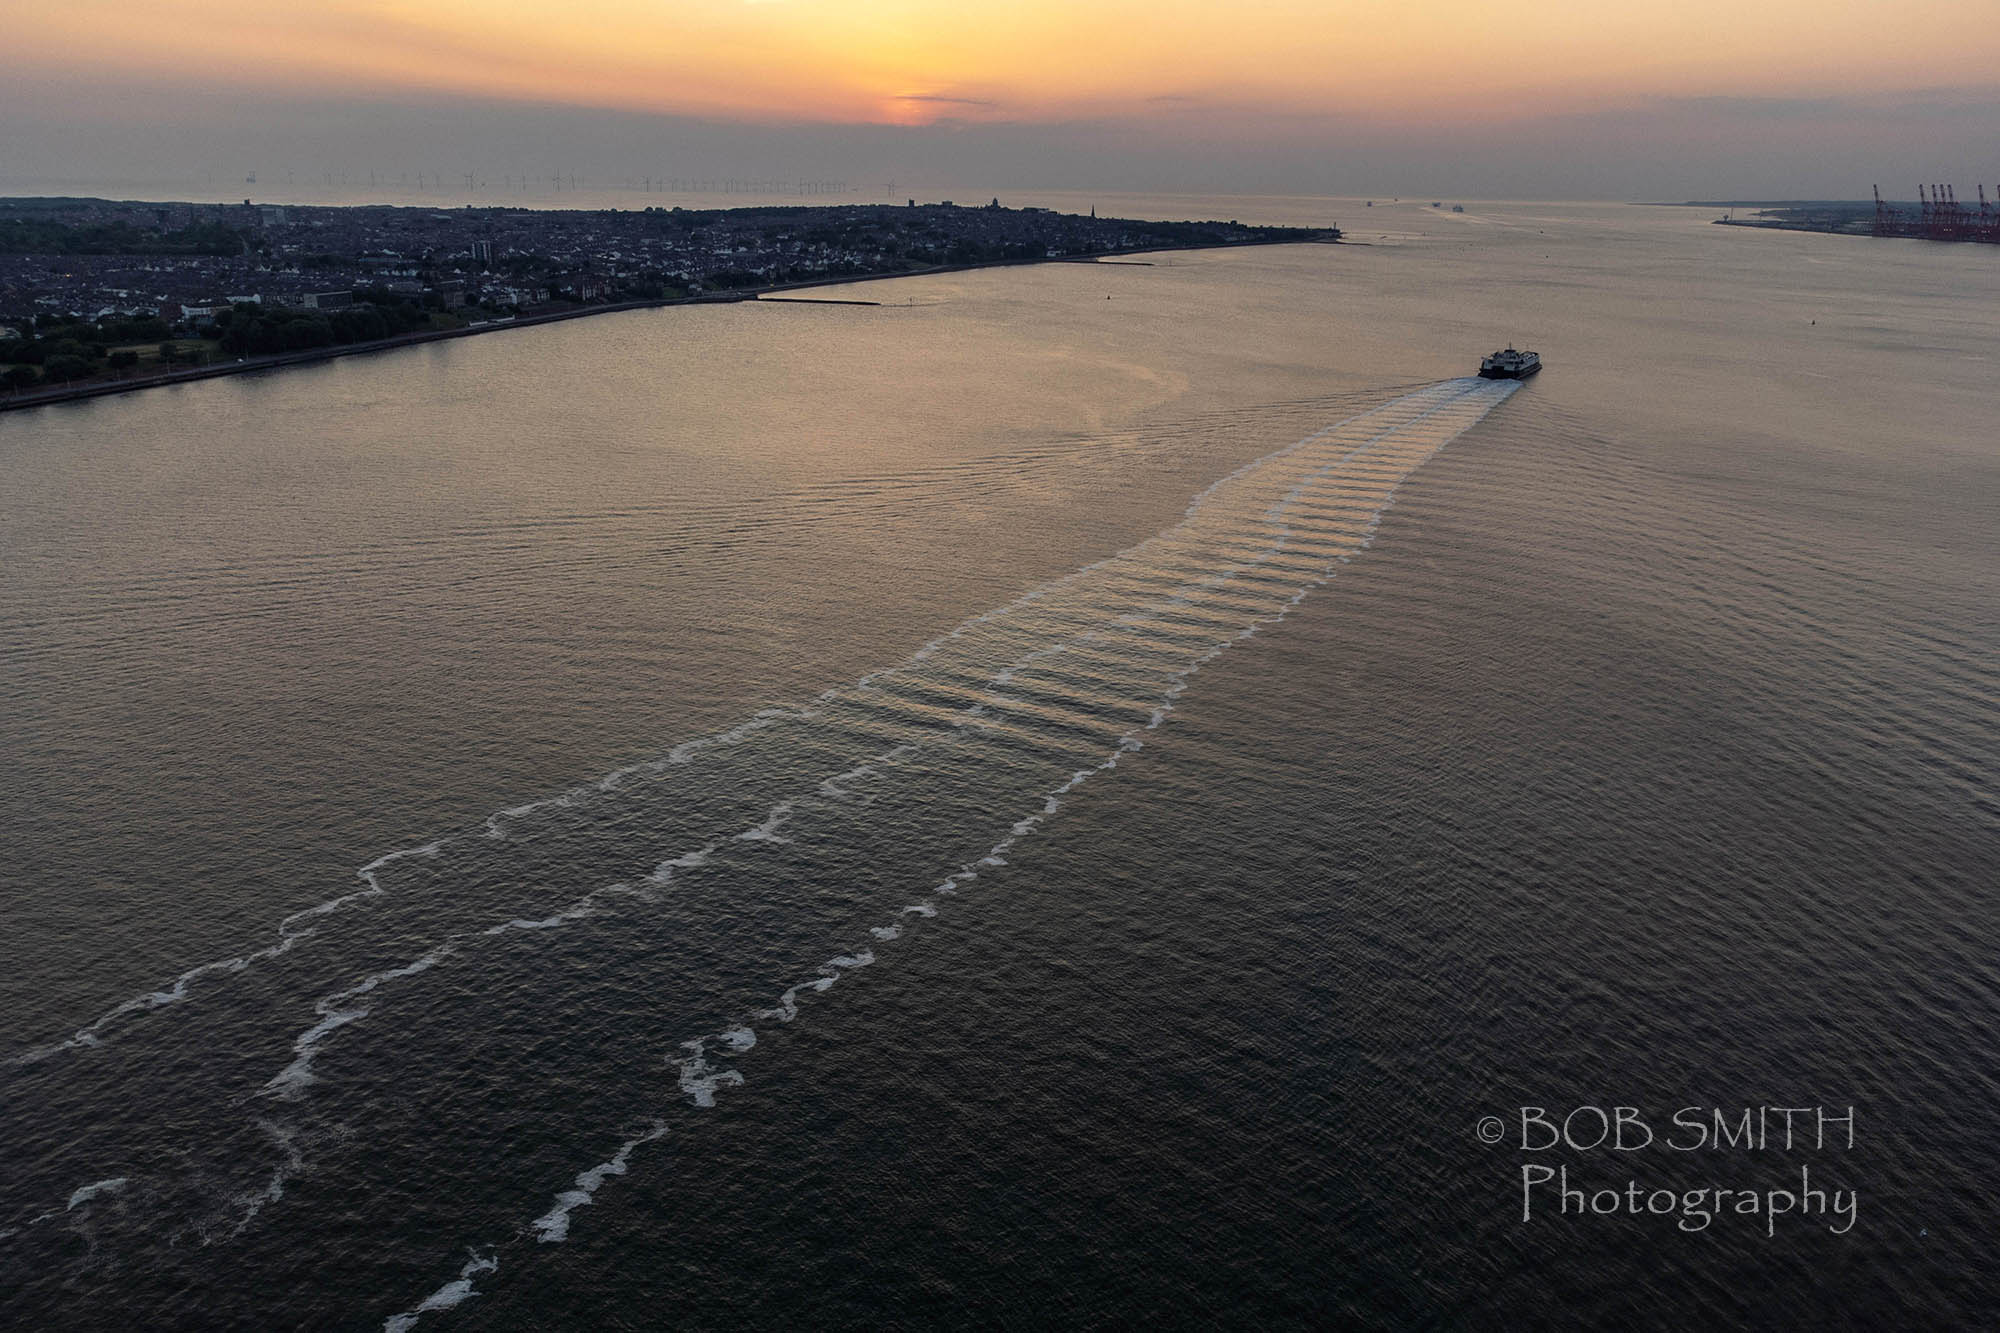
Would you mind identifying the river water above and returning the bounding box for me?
[2,198,1995,1328]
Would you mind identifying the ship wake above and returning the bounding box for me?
[1,379,1519,1323]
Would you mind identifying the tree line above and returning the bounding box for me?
[0,293,462,391]
[0,219,254,256]
[204,293,440,355]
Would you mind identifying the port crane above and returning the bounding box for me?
[1871,183,2000,243]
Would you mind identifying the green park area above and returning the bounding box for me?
[1,292,478,394]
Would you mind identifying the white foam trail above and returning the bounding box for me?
[14,694,885,1073]
[256,730,945,1101]
[817,743,918,801]
[379,1119,660,1329]
[255,593,1210,1101]
[18,393,1400,1077]
[384,379,1517,1325]
[12,390,1470,1081]
[262,946,455,1099]
[223,1119,305,1237]
[6,842,447,1070]
[660,380,1515,1107]
[531,1121,668,1243]
[9,385,1511,1282]
[257,878,655,1099]
[65,1177,128,1210]
[734,800,798,844]
[486,706,827,839]
[676,1040,748,1107]
[382,1251,500,1333]
[649,846,715,885]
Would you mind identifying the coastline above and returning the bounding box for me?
[0,236,1334,416]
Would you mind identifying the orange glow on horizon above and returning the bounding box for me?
[8,0,1999,130]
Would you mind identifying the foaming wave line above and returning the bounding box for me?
[382,1251,500,1333]
[481,704,825,839]
[670,381,1505,1106]
[256,397,1465,1108]
[530,1121,668,1243]
[221,1119,306,1241]
[10,382,1502,1276]
[4,842,446,1071]
[2,400,1338,1073]
[0,1175,133,1245]
[259,572,1231,1103]
[4,385,1426,1077]
[261,744,914,1102]
[65,1177,130,1210]
[380,377,1516,1328]
[8,606,1010,1074]
[7,561,1236,1250]
[380,1119,664,1333]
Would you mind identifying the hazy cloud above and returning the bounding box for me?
[3,75,1997,202]
[896,94,1000,108]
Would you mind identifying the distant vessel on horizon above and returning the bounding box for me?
[1478,347,1542,380]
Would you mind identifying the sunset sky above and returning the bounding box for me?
[6,0,1998,198]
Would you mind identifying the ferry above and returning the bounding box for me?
[1478,347,1542,380]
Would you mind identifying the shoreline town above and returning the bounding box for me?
[1,197,1338,413]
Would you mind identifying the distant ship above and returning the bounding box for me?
[1478,347,1541,380]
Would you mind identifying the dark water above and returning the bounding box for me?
[2,200,1996,1328]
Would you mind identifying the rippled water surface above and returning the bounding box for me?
[2,200,1996,1328]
